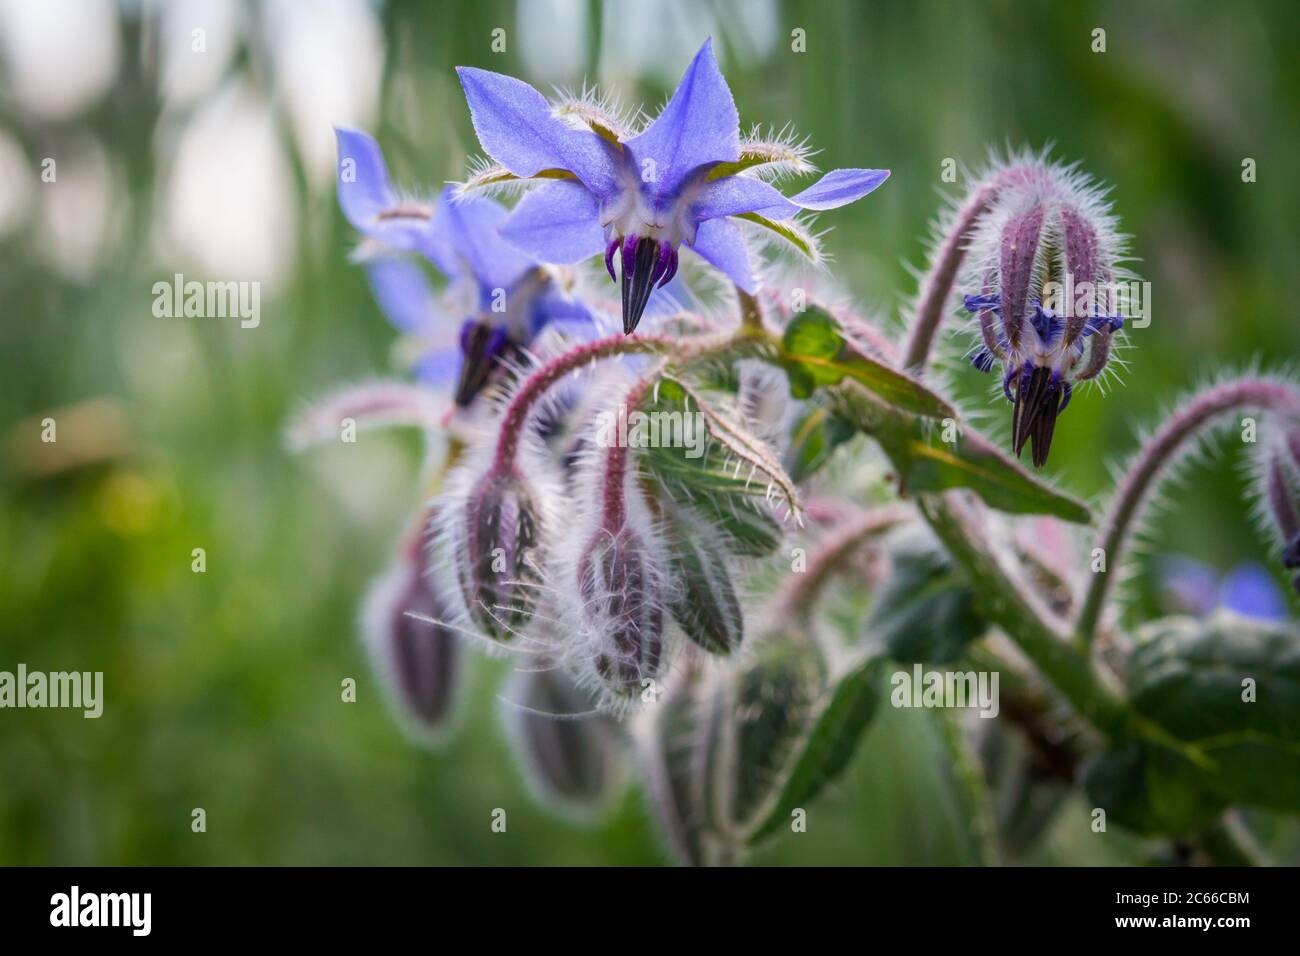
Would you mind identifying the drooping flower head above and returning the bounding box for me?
[335,128,593,405]
[960,153,1131,467]
[455,38,889,335]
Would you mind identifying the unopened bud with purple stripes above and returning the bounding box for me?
[961,153,1131,467]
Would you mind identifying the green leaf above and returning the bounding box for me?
[870,536,985,664]
[687,491,784,557]
[785,399,857,483]
[1127,612,1300,813]
[781,308,953,419]
[746,656,883,843]
[712,640,825,832]
[663,518,744,655]
[835,387,1092,523]
[1083,740,1227,836]
[639,376,794,557]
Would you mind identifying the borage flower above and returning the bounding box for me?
[455,38,889,335]
[960,154,1130,467]
[335,128,593,405]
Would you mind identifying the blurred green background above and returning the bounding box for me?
[0,0,1296,865]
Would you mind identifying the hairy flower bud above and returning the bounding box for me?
[635,648,717,865]
[501,664,625,816]
[961,151,1130,467]
[362,548,461,741]
[664,519,744,655]
[446,461,552,643]
[579,523,668,701]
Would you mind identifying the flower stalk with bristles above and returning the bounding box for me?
[1076,376,1300,646]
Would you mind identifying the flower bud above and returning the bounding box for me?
[635,648,717,865]
[451,466,547,642]
[579,523,668,701]
[698,638,825,834]
[962,152,1129,467]
[664,520,744,655]
[362,551,461,741]
[501,664,625,816]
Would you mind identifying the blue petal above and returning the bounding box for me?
[690,218,755,292]
[1158,556,1221,616]
[964,293,1001,313]
[335,127,431,252]
[1219,563,1287,621]
[624,38,740,198]
[716,168,892,222]
[455,67,619,197]
[335,127,394,228]
[435,187,534,292]
[412,347,461,387]
[530,285,595,337]
[498,180,606,265]
[785,168,890,211]
[692,175,795,223]
[364,256,439,335]
[1030,302,1063,345]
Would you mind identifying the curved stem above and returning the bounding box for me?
[902,164,1046,372]
[903,185,996,371]
[491,330,738,470]
[599,368,663,528]
[1075,377,1300,645]
[774,504,912,625]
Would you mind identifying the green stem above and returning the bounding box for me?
[919,495,1129,739]
[932,709,1001,866]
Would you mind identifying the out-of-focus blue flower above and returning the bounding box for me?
[335,128,594,405]
[1159,556,1287,622]
[455,38,888,334]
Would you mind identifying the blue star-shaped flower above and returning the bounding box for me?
[335,128,594,405]
[455,38,889,334]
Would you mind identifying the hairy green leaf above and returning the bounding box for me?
[1128,612,1300,813]
[746,655,883,843]
[1083,740,1227,836]
[835,386,1092,523]
[781,308,952,418]
[785,399,858,483]
[664,518,744,655]
[871,536,985,664]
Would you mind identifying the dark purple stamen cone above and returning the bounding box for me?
[456,319,514,406]
[1012,365,1066,468]
[619,237,663,335]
